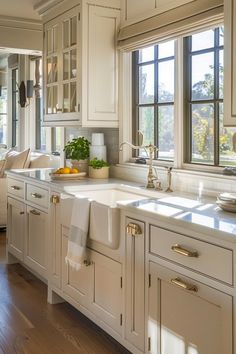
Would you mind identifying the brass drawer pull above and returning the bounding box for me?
[171,244,198,258]
[171,277,198,292]
[19,211,25,215]
[83,260,94,267]
[126,222,142,236]
[11,185,20,190]
[31,192,42,199]
[30,209,41,216]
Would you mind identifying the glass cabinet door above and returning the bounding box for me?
[45,25,59,114]
[62,15,78,113]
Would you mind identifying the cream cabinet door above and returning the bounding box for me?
[25,206,48,279]
[49,193,61,289]
[89,250,123,335]
[61,231,92,310]
[224,0,236,126]
[125,218,145,352]
[7,197,25,261]
[148,261,232,354]
[82,4,120,127]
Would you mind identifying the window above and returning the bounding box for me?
[12,68,19,148]
[132,26,236,169]
[133,41,175,161]
[0,86,7,145]
[184,27,236,166]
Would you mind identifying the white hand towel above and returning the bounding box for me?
[65,197,90,270]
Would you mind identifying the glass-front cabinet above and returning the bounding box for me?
[44,6,80,125]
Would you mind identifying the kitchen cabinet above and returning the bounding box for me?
[44,6,80,125]
[224,0,236,126]
[148,261,232,354]
[7,197,25,261]
[24,205,48,279]
[43,1,120,127]
[125,217,146,352]
[62,229,123,335]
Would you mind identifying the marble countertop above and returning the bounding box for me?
[6,169,236,242]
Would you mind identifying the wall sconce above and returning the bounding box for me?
[19,80,34,108]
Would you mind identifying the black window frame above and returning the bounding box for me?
[183,27,224,166]
[132,44,175,161]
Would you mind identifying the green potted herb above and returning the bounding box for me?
[64,137,90,172]
[89,158,110,178]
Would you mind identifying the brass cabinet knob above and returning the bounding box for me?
[126,223,143,236]
[31,192,42,199]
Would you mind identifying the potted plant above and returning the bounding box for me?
[89,158,110,178]
[64,137,90,172]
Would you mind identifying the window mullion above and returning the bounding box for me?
[154,45,158,158]
[214,28,220,166]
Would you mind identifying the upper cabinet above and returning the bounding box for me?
[42,0,120,127]
[44,7,80,125]
[224,0,236,126]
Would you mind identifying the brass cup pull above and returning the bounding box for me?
[171,277,198,292]
[171,244,198,258]
[51,195,60,204]
[31,193,42,199]
[11,185,20,190]
[126,223,142,236]
[30,209,41,216]
[83,260,93,267]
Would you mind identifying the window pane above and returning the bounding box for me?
[47,87,52,114]
[158,60,174,102]
[219,26,224,46]
[158,40,174,59]
[191,103,214,164]
[52,56,58,82]
[63,20,69,49]
[139,64,154,104]
[0,87,7,145]
[191,29,214,51]
[219,49,224,99]
[139,46,154,63]
[71,16,77,45]
[63,52,69,80]
[47,58,52,83]
[192,52,214,100]
[70,82,76,112]
[158,105,174,160]
[219,103,236,166]
[63,84,69,113]
[70,49,77,78]
[53,86,58,113]
[139,106,154,156]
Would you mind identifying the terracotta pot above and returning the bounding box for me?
[89,166,109,179]
[71,159,88,173]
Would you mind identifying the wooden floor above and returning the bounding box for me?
[0,230,131,354]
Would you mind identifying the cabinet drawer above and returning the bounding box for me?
[149,226,233,285]
[26,184,49,209]
[7,178,24,199]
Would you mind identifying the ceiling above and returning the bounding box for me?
[0,0,40,21]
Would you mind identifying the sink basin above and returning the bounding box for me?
[76,189,146,249]
[76,188,146,207]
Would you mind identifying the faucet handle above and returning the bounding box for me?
[154,180,163,191]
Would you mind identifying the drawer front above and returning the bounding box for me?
[26,184,49,209]
[7,178,24,199]
[149,225,233,285]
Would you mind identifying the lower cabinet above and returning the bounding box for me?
[24,205,48,278]
[148,261,233,354]
[7,197,25,261]
[61,230,123,335]
[125,218,145,352]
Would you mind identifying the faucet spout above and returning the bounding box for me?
[119,141,140,151]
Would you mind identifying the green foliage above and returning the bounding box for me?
[89,158,109,169]
[64,137,90,160]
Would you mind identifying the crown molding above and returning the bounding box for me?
[0,15,42,31]
[33,0,65,16]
